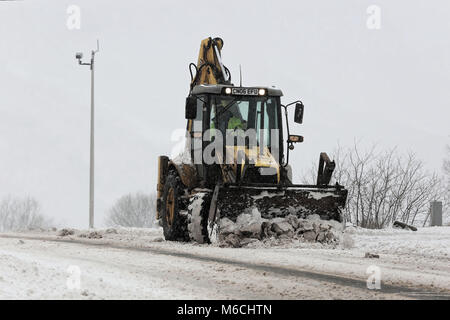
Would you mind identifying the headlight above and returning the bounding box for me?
[258,89,266,96]
[225,88,232,94]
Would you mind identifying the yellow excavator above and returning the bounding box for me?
[156,37,347,243]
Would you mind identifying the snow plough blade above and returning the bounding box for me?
[213,184,348,224]
[190,183,349,246]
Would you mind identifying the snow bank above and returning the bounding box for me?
[346,226,450,259]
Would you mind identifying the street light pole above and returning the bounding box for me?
[76,40,100,229]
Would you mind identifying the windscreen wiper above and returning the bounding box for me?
[215,97,240,119]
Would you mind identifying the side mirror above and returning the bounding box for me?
[287,135,304,150]
[294,102,304,124]
[185,96,197,119]
[75,52,83,60]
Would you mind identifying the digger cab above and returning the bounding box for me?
[185,84,293,186]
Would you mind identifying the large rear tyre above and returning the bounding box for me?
[161,172,189,241]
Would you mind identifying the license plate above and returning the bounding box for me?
[231,88,259,96]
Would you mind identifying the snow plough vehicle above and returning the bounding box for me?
[156,37,347,244]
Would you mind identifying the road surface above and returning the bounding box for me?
[0,227,449,299]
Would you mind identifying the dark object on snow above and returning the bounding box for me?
[78,231,103,239]
[393,221,417,231]
[365,252,380,259]
[58,228,75,237]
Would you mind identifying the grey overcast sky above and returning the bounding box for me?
[0,0,449,228]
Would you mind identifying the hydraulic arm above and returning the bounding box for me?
[189,37,231,91]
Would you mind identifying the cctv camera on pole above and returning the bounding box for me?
[75,40,100,229]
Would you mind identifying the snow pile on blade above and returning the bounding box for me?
[210,209,344,248]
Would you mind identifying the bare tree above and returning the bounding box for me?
[105,193,157,228]
[444,145,450,177]
[443,144,450,223]
[0,196,53,232]
[302,143,445,229]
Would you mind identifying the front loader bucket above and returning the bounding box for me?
[215,184,348,223]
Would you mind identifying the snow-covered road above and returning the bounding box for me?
[0,227,449,300]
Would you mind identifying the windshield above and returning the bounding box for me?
[209,96,280,148]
